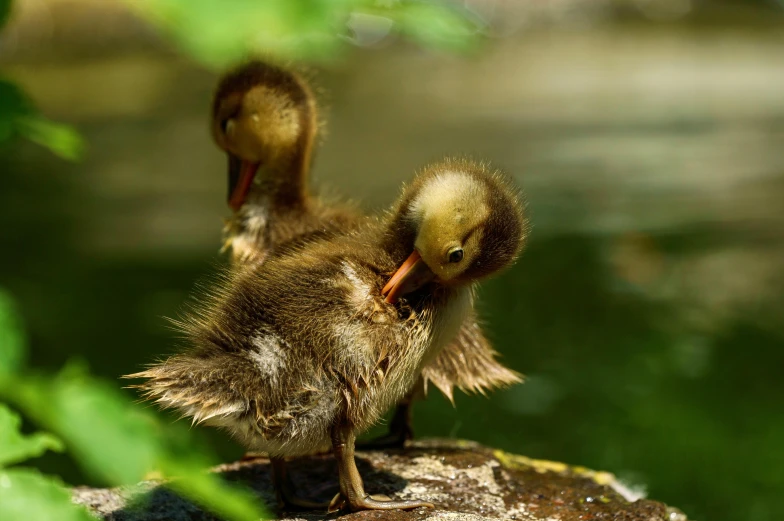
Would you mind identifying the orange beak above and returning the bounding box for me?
[228,156,259,211]
[381,250,436,304]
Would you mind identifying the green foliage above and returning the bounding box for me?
[16,116,84,161]
[0,78,84,161]
[8,367,161,485]
[0,291,267,521]
[126,0,479,67]
[382,2,477,52]
[0,0,83,159]
[1,0,476,159]
[0,469,95,521]
[0,405,63,467]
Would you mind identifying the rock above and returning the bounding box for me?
[72,439,690,521]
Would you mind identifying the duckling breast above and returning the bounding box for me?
[325,258,475,430]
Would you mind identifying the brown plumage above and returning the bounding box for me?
[128,159,527,511]
[210,61,523,442]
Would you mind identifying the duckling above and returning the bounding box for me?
[211,60,357,265]
[128,158,527,512]
[211,61,522,449]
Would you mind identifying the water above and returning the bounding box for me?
[2,20,783,521]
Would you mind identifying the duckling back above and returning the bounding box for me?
[133,232,435,455]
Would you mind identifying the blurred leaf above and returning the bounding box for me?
[125,0,477,67]
[0,404,63,467]
[0,78,83,160]
[8,364,166,484]
[0,468,95,521]
[164,460,269,521]
[0,289,26,381]
[17,116,85,161]
[3,365,267,521]
[374,1,480,52]
[128,0,342,66]
[0,0,11,31]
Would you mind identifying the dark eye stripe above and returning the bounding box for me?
[461,224,480,244]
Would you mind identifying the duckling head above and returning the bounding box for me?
[211,61,316,211]
[382,158,528,303]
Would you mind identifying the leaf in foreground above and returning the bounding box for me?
[164,460,269,521]
[0,404,63,467]
[0,468,94,521]
[5,366,267,521]
[9,367,159,485]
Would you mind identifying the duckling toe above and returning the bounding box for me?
[343,494,435,512]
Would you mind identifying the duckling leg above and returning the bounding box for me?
[329,422,435,512]
[270,457,331,510]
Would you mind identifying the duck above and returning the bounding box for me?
[128,158,528,512]
[211,60,358,266]
[210,61,523,450]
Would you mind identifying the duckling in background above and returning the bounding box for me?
[211,60,358,265]
[211,61,523,449]
[129,158,527,512]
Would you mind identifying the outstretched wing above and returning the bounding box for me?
[421,314,522,403]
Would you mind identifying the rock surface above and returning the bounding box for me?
[72,439,690,521]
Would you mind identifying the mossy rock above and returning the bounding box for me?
[72,439,690,521]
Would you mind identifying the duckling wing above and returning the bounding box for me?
[421,313,522,403]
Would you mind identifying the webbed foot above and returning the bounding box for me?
[328,492,433,513]
[331,421,435,513]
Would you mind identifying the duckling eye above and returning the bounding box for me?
[448,248,464,263]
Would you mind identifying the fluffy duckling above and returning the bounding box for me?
[211,60,357,265]
[128,158,527,512]
[210,61,523,449]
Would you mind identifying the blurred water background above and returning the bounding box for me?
[1,1,783,520]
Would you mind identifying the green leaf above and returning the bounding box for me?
[129,0,347,66]
[386,2,480,52]
[0,78,83,159]
[164,460,269,521]
[0,289,26,381]
[4,366,267,521]
[125,0,476,67]
[8,365,162,485]
[0,404,62,467]
[17,116,85,161]
[0,468,95,521]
